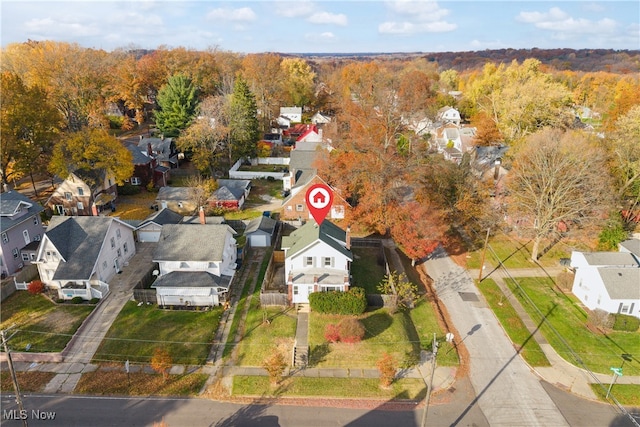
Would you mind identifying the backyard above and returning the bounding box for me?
[93,301,223,365]
[0,291,94,353]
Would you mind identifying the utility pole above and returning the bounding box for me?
[478,228,491,282]
[421,333,438,427]
[1,328,28,427]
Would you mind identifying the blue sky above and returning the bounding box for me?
[1,1,638,53]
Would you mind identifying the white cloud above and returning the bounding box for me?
[517,7,618,36]
[380,0,455,35]
[304,32,337,43]
[24,17,102,37]
[275,1,316,18]
[379,20,456,34]
[308,12,347,26]
[470,39,505,49]
[583,3,606,13]
[206,7,256,22]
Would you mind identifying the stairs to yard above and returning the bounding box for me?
[293,345,309,367]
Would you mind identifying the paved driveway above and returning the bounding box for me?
[423,246,569,426]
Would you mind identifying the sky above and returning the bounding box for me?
[1,1,638,54]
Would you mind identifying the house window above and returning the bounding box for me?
[305,257,313,266]
[117,248,122,257]
[1,233,7,244]
[55,205,64,215]
[621,304,630,314]
[296,204,304,212]
[34,234,41,241]
[333,205,345,216]
[77,202,84,211]
[103,261,107,269]
[30,253,36,261]
[64,192,72,201]
[116,228,121,239]
[324,257,333,267]
[33,216,39,225]
[322,285,341,292]
[131,177,141,185]
[12,248,19,259]
[123,242,128,254]
[110,237,115,248]
[293,286,299,295]
[21,253,30,261]
[23,230,30,244]
[77,187,84,196]
[287,206,292,211]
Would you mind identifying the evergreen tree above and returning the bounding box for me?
[154,73,198,137]
[228,76,259,162]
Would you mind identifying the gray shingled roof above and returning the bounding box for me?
[138,207,183,228]
[156,187,192,201]
[282,220,351,260]
[582,252,639,267]
[151,271,232,289]
[153,224,232,262]
[125,144,152,165]
[0,191,43,232]
[244,216,277,235]
[598,268,640,300]
[46,216,118,280]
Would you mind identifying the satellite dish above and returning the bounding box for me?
[152,270,159,276]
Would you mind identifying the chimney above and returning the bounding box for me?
[345,226,351,250]
[288,272,293,284]
[199,206,206,225]
[147,142,153,157]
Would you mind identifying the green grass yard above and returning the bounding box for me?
[0,292,93,353]
[93,301,223,365]
[351,246,386,293]
[506,277,640,376]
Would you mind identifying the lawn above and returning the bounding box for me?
[93,301,223,365]
[308,308,417,368]
[1,371,56,392]
[465,234,582,269]
[589,383,640,406]
[506,277,640,376]
[351,246,387,293]
[232,376,427,400]
[0,292,94,352]
[408,299,459,366]
[76,369,208,396]
[476,279,550,367]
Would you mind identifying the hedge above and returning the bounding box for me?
[309,287,366,315]
[612,314,640,332]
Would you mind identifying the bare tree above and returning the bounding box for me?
[184,175,217,213]
[506,128,613,261]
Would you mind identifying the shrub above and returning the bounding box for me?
[588,309,613,330]
[71,296,84,304]
[555,272,574,291]
[89,298,100,304]
[117,184,141,196]
[324,324,341,343]
[377,352,397,388]
[27,280,45,295]
[309,288,366,315]
[338,318,366,344]
[612,314,640,332]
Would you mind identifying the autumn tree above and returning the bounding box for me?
[506,128,613,261]
[389,201,445,263]
[184,175,217,212]
[151,347,172,381]
[471,111,503,146]
[228,76,259,162]
[280,57,316,107]
[177,96,229,176]
[439,69,459,92]
[241,53,284,131]
[262,350,287,386]
[154,73,198,137]
[49,127,133,184]
[1,72,62,192]
[604,105,640,228]
[376,352,397,388]
[104,51,147,125]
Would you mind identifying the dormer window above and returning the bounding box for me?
[77,187,84,196]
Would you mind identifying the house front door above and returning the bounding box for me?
[114,258,121,273]
[292,284,313,304]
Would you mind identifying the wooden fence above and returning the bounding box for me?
[133,289,157,304]
[260,292,288,306]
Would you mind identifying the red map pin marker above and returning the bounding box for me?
[305,183,333,225]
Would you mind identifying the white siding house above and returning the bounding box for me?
[35,217,136,300]
[570,249,640,319]
[282,221,352,304]
[151,223,237,307]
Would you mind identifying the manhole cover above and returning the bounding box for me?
[458,292,479,302]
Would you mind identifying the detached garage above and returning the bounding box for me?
[244,216,277,247]
[136,208,183,242]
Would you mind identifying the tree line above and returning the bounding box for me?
[1,41,638,260]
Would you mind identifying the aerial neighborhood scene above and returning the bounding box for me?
[1,1,640,426]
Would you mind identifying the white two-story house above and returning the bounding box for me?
[151,219,237,307]
[282,220,352,304]
[35,216,136,300]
